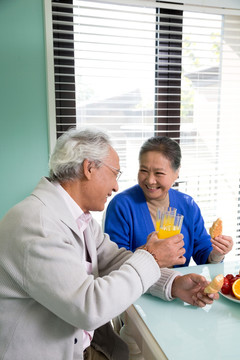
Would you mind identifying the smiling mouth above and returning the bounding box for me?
[146,185,159,190]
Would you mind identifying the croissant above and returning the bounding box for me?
[204,274,224,294]
[209,218,222,238]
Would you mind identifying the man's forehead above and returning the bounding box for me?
[106,146,119,164]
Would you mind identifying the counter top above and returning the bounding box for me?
[126,261,240,359]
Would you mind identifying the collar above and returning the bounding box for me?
[52,181,92,225]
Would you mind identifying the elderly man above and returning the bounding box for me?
[0,128,218,360]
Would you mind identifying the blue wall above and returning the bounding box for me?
[0,0,49,218]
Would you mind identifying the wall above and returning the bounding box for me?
[0,0,49,218]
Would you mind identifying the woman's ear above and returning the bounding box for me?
[175,167,180,179]
[173,168,180,184]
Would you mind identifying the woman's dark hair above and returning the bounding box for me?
[139,136,181,171]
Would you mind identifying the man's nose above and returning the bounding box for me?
[113,180,119,192]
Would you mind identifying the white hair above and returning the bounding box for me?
[49,127,112,182]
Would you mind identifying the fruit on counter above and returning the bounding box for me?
[232,279,240,300]
[221,273,240,298]
[209,218,222,238]
[204,274,224,294]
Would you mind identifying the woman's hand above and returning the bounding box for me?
[171,274,219,307]
[211,235,233,256]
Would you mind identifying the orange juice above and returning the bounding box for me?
[157,226,181,239]
[156,211,175,230]
[156,209,183,239]
[156,219,160,232]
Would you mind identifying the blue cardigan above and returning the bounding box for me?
[105,185,212,267]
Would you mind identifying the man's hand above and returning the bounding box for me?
[171,274,219,307]
[144,231,186,268]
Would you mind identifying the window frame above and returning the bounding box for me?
[44,0,240,259]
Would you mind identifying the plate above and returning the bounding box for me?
[220,291,240,303]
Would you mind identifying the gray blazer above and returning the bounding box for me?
[0,177,174,360]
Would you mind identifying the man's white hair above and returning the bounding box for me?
[49,127,112,182]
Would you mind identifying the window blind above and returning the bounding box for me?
[45,0,240,260]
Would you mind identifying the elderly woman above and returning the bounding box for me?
[104,136,233,267]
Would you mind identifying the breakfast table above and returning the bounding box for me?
[122,261,240,360]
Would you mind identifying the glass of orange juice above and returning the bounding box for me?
[156,207,176,232]
[156,209,183,239]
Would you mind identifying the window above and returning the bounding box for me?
[44,0,240,261]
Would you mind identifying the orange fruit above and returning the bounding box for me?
[232,278,240,300]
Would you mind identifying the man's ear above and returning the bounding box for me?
[83,159,93,180]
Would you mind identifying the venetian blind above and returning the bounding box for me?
[45,0,240,260]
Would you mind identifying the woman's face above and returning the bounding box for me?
[138,151,179,202]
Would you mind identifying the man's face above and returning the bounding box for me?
[85,147,120,212]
